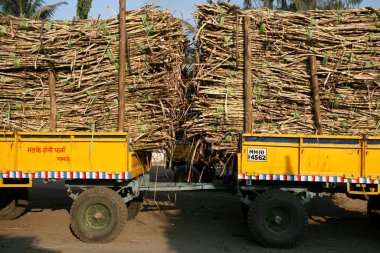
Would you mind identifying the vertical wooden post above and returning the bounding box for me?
[118,0,127,132]
[243,16,252,133]
[48,70,57,131]
[309,55,323,134]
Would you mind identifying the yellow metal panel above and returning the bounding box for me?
[300,147,361,177]
[71,141,127,174]
[129,153,146,178]
[0,134,16,172]
[17,140,72,172]
[365,137,380,179]
[0,179,32,188]
[0,132,134,175]
[240,134,365,178]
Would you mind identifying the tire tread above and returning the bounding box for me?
[247,190,308,248]
[70,187,128,243]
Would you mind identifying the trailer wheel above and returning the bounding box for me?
[247,190,307,248]
[70,187,128,243]
[174,165,200,183]
[0,188,29,220]
[367,195,380,222]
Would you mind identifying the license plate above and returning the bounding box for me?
[247,148,267,162]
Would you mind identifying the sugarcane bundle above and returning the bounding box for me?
[186,3,380,152]
[0,5,186,151]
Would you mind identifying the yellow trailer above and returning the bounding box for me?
[0,131,149,242]
[237,133,380,248]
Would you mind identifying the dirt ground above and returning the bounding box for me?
[1,169,380,253]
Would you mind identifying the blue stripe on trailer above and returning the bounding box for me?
[303,138,360,145]
[74,135,127,139]
[20,134,71,139]
[0,134,14,138]
[368,139,380,145]
[244,136,300,144]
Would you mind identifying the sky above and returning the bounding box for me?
[48,0,380,21]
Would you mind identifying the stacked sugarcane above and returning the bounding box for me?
[185,3,380,153]
[0,5,186,151]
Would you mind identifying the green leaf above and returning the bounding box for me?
[226,87,232,96]
[322,53,329,68]
[142,14,148,26]
[147,95,153,101]
[309,18,317,26]
[341,121,349,129]
[128,84,134,92]
[225,133,233,142]
[306,28,312,41]
[216,105,223,113]
[20,20,29,30]
[365,61,373,69]
[107,48,116,64]
[210,125,218,132]
[45,21,53,31]
[138,75,144,84]
[110,35,117,42]
[135,103,143,110]
[139,124,147,133]
[14,102,22,110]
[223,36,231,47]
[292,110,300,120]
[219,15,225,25]
[259,23,266,35]
[146,25,153,35]
[369,32,375,42]
[0,26,7,36]
[84,21,91,29]
[13,58,20,68]
[137,43,146,54]
[101,21,109,36]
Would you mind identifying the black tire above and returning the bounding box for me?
[241,202,249,219]
[0,188,29,220]
[70,187,128,243]
[247,190,308,248]
[127,195,143,220]
[174,165,201,183]
[367,195,380,222]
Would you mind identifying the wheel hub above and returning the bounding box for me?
[264,207,291,235]
[274,215,283,225]
[94,211,103,220]
[83,204,111,230]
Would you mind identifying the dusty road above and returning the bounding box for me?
[1,172,380,253]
